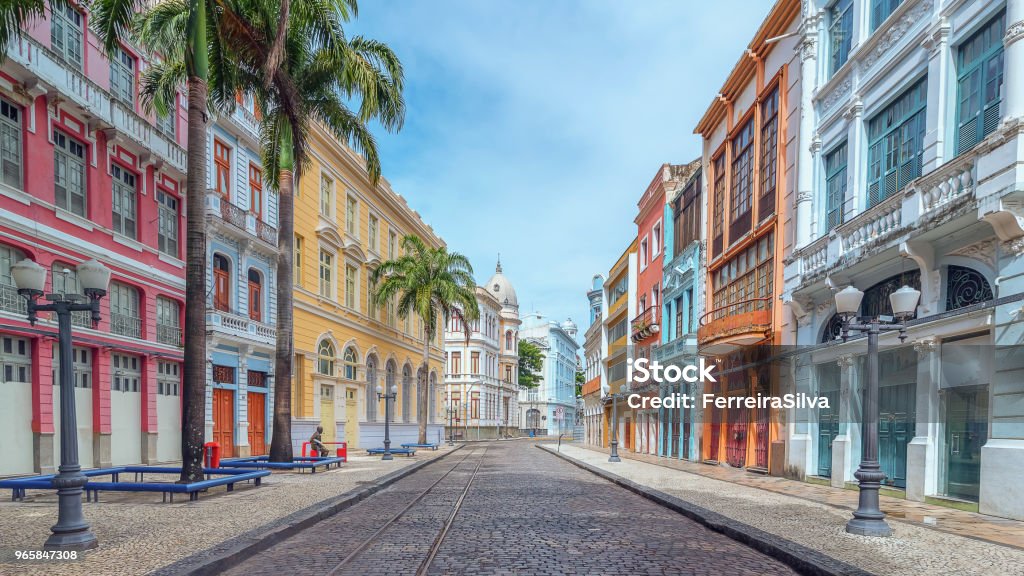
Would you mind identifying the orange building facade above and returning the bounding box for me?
[694,0,799,474]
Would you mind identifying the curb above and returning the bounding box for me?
[154,445,465,576]
[537,445,874,576]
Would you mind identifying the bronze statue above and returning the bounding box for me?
[309,425,329,457]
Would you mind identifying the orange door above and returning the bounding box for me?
[214,268,230,312]
[213,388,235,457]
[248,392,266,455]
[248,280,261,321]
[625,418,632,450]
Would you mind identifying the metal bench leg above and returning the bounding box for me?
[227,483,233,492]
[255,478,261,486]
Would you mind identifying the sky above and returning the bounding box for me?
[348,0,775,341]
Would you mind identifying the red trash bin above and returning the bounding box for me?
[203,442,221,469]
[336,442,347,462]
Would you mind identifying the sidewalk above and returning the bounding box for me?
[0,447,457,576]
[550,443,1024,576]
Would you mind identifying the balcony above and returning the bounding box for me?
[110,312,142,339]
[207,308,276,347]
[697,298,772,353]
[630,306,660,342]
[0,284,27,316]
[581,376,601,397]
[156,323,183,347]
[6,35,185,174]
[792,148,981,287]
[205,191,278,251]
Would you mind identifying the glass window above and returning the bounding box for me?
[110,47,135,106]
[53,344,91,388]
[0,335,31,384]
[829,0,853,75]
[111,353,140,392]
[249,164,263,219]
[111,164,137,239]
[214,140,231,197]
[759,88,779,222]
[825,142,848,231]
[319,249,333,298]
[157,97,175,138]
[0,244,27,315]
[320,173,333,217]
[317,340,335,376]
[345,264,357,309]
[109,282,141,338]
[51,262,90,327]
[156,190,179,258]
[867,79,927,207]
[157,361,180,396]
[368,215,379,252]
[956,12,1005,154]
[294,235,303,286]
[0,97,22,188]
[712,154,726,256]
[53,130,86,217]
[51,5,83,67]
[871,0,904,32]
[156,297,181,347]
[343,346,357,379]
[730,120,754,235]
[388,231,397,259]
[710,232,774,320]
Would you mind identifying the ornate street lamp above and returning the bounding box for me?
[376,384,398,460]
[834,283,920,537]
[13,258,110,551]
[608,392,623,463]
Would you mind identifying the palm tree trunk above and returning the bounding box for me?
[181,75,208,483]
[269,165,294,462]
[419,324,429,444]
[180,0,209,484]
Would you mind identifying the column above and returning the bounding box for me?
[795,16,819,248]
[923,23,951,171]
[906,337,938,502]
[236,349,250,457]
[93,348,112,468]
[1003,0,1024,121]
[843,101,864,223]
[831,355,856,489]
[140,355,158,464]
[33,336,56,474]
[786,353,813,479]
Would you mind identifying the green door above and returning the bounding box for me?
[878,382,914,488]
[944,386,987,501]
[817,389,840,477]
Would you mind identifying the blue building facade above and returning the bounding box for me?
[203,99,279,457]
[519,315,581,436]
[655,162,703,461]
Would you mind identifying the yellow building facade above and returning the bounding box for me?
[292,125,446,450]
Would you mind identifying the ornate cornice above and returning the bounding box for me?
[821,78,852,113]
[837,355,854,368]
[862,0,934,71]
[1006,20,1024,47]
[913,337,937,355]
[946,238,997,269]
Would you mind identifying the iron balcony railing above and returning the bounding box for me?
[110,312,143,338]
[156,323,183,347]
[630,306,660,341]
[700,297,773,325]
[0,283,27,316]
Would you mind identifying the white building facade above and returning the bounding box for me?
[444,261,521,440]
[784,0,1024,520]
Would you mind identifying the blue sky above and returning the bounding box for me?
[349,1,775,339]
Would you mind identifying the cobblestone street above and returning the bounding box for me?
[226,441,798,576]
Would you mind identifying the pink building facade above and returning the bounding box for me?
[0,4,188,474]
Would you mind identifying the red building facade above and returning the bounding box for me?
[0,5,187,474]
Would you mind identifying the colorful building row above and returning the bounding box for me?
[583,0,1024,521]
[0,2,447,473]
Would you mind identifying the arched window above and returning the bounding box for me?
[820,314,845,344]
[366,356,378,422]
[402,363,412,423]
[247,268,262,321]
[343,346,357,380]
[861,271,921,319]
[505,330,513,351]
[0,245,28,314]
[317,340,335,375]
[213,253,231,311]
[946,265,993,311]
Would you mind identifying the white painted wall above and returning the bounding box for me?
[53,387,93,469]
[156,396,181,462]
[0,381,34,475]
[110,390,141,465]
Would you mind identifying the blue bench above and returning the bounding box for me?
[219,456,343,473]
[367,448,416,457]
[401,443,439,451]
[0,466,269,503]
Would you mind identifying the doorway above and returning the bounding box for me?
[247,391,266,455]
[320,384,336,444]
[213,388,235,457]
[943,386,987,501]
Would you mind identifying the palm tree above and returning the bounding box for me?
[372,235,479,444]
[133,0,404,462]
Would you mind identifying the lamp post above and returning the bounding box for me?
[13,259,110,551]
[608,393,623,463]
[447,406,455,446]
[834,283,920,538]
[376,383,398,460]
